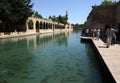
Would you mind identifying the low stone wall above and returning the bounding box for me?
[0,29,73,39]
[0,32,35,39]
[40,29,53,34]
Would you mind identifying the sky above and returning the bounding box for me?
[31,0,119,24]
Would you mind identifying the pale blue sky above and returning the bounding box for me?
[31,0,119,24]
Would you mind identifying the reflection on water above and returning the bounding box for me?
[0,31,107,83]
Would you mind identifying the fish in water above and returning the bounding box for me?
[61,78,65,83]
[66,76,76,80]
[0,79,8,83]
[53,72,59,80]
[28,77,36,79]
[1,70,8,73]
[40,75,54,83]
[40,77,49,83]
[55,65,63,68]
[67,79,78,82]
[24,57,32,60]
[56,62,63,64]
[23,70,35,74]
[77,69,83,73]
[8,72,15,76]
[66,64,74,71]
[61,76,78,83]
[55,56,65,63]
[76,72,85,78]
[76,63,80,67]
[40,68,47,72]
[21,76,28,79]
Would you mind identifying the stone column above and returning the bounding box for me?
[33,21,36,30]
[26,21,29,32]
[42,22,44,29]
[52,24,53,30]
[53,24,55,31]
[39,21,40,29]
[45,23,47,29]
[50,23,52,29]
[44,22,46,29]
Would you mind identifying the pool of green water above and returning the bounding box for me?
[0,31,108,83]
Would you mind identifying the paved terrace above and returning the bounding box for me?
[81,36,120,83]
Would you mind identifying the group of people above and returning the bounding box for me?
[105,25,118,48]
[92,28,101,40]
[82,28,101,40]
[81,24,120,48]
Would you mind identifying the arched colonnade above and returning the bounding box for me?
[26,17,66,33]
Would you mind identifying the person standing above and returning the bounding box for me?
[96,28,100,40]
[85,28,89,37]
[106,26,113,48]
[111,28,116,45]
[92,28,96,39]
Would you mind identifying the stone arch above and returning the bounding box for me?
[55,24,58,29]
[53,24,55,31]
[36,21,39,32]
[48,23,50,29]
[50,23,52,29]
[63,25,65,29]
[40,22,42,29]
[43,22,45,29]
[46,22,48,29]
[28,19,33,29]
[48,22,49,29]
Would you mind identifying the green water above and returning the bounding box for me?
[0,31,107,83]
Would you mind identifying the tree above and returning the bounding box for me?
[0,0,33,32]
[100,0,117,6]
[49,15,68,24]
[33,11,43,18]
[49,16,52,19]
[61,16,68,24]
[28,20,33,29]
[72,21,88,29]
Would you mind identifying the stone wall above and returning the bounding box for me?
[87,1,120,38]
[116,2,120,25]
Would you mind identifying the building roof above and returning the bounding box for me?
[87,1,120,20]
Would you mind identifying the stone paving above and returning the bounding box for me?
[92,39,120,83]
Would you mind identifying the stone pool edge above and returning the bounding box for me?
[81,36,119,83]
[91,39,116,83]
[90,38,120,83]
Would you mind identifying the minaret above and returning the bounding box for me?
[66,10,68,18]
[66,10,68,23]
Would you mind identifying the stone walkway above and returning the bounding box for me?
[92,39,120,83]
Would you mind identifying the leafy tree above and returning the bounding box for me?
[49,15,68,24]
[52,15,56,21]
[60,16,68,24]
[49,16,52,19]
[100,0,117,6]
[28,20,33,29]
[72,21,88,29]
[0,0,33,32]
[33,11,43,18]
